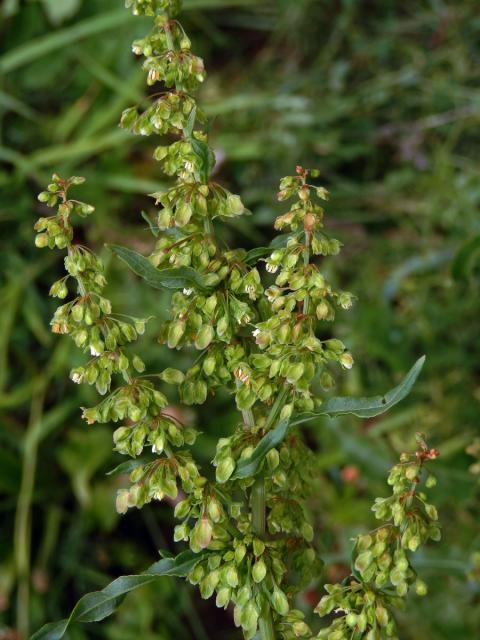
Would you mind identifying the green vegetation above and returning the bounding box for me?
[1,1,479,639]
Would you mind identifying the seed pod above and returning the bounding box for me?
[340,352,354,369]
[286,362,304,383]
[115,489,129,514]
[224,565,239,588]
[345,613,357,628]
[241,601,259,632]
[195,324,214,350]
[71,303,84,323]
[415,579,428,596]
[266,448,280,471]
[216,587,231,609]
[132,355,145,372]
[252,538,265,557]
[271,585,289,616]
[354,550,373,574]
[193,516,213,550]
[376,605,389,627]
[357,611,367,632]
[173,523,189,542]
[216,457,235,483]
[207,497,222,523]
[408,535,420,552]
[234,543,247,565]
[203,355,216,376]
[167,320,186,348]
[425,503,438,520]
[160,367,185,384]
[188,563,205,585]
[199,568,219,599]
[252,558,267,583]
[174,499,190,519]
[314,595,334,617]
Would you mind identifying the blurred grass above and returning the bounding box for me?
[1,0,480,639]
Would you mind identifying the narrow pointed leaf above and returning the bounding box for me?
[292,356,426,424]
[191,139,216,183]
[141,210,159,237]
[30,551,205,640]
[230,357,425,481]
[106,458,149,476]
[231,419,289,480]
[108,244,212,293]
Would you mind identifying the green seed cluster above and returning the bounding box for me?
[152,182,247,227]
[315,436,440,639]
[34,175,93,249]
[186,534,318,640]
[231,167,355,415]
[120,94,204,138]
[34,176,150,401]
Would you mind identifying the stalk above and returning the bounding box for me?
[252,476,275,640]
[239,386,277,638]
[249,387,289,640]
[303,229,310,316]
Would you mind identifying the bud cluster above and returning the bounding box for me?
[315,436,440,639]
[34,174,93,249]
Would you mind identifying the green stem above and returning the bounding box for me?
[164,20,175,52]
[251,476,266,535]
[248,389,291,640]
[251,477,275,640]
[303,230,310,316]
[203,214,214,237]
[264,386,289,430]
[258,608,276,640]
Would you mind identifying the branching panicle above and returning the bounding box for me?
[32,2,440,640]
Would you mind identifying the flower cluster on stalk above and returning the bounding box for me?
[34,1,440,639]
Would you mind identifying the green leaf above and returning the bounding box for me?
[452,236,480,280]
[191,139,216,183]
[244,234,292,264]
[183,105,197,138]
[231,419,289,480]
[292,356,426,424]
[244,246,271,264]
[30,551,205,640]
[226,354,421,481]
[108,244,212,293]
[140,210,159,237]
[106,458,149,477]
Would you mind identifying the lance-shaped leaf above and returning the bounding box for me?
[230,357,425,480]
[244,234,292,264]
[108,244,212,293]
[106,457,150,476]
[30,550,205,640]
[191,138,216,183]
[293,355,426,424]
[231,419,289,480]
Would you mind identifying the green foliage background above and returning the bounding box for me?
[1,0,479,638]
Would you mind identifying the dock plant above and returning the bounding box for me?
[32,1,440,639]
